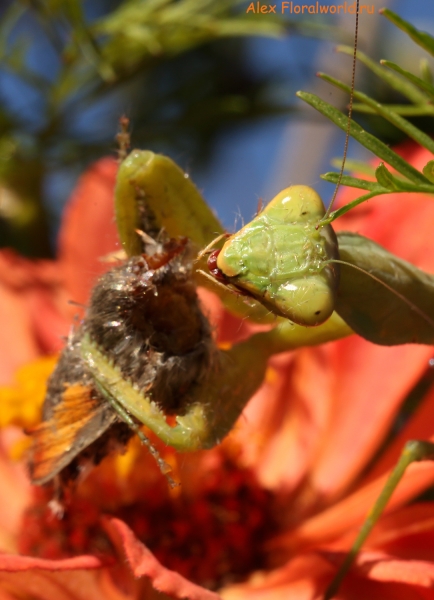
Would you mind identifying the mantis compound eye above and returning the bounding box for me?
[216,185,340,327]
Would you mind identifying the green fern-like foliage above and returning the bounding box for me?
[298,8,434,225]
[0,0,290,257]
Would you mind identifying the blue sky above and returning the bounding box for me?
[193,0,434,229]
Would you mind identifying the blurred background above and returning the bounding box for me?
[0,0,433,258]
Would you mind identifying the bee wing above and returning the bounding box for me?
[29,383,116,485]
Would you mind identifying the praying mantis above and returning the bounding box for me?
[29,4,434,599]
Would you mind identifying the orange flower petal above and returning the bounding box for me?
[58,158,120,307]
[0,553,106,571]
[0,248,68,366]
[231,335,432,509]
[0,434,30,552]
[357,502,434,560]
[0,568,119,600]
[229,352,298,487]
[322,551,434,600]
[362,385,434,485]
[105,517,222,600]
[0,280,40,383]
[308,340,433,500]
[273,458,434,556]
[352,550,434,588]
[221,554,332,600]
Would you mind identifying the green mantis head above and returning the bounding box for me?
[216,185,340,326]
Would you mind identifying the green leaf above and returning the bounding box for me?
[63,0,116,82]
[420,58,433,84]
[381,8,434,57]
[375,164,400,190]
[324,180,434,223]
[330,158,376,177]
[351,103,434,117]
[296,90,430,185]
[336,45,429,105]
[0,3,26,58]
[380,60,434,102]
[322,171,434,222]
[320,173,383,191]
[375,164,434,193]
[423,161,434,184]
[95,0,285,74]
[319,72,434,154]
[324,191,379,223]
[335,232,434,345]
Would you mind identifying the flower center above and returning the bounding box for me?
[18,456,279,590]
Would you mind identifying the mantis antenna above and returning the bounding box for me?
[322,0,360,221]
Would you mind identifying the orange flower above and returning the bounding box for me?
[0,158,120,383]
[1,144,434,600]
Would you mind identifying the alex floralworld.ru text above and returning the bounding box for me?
[246,1,374,13]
